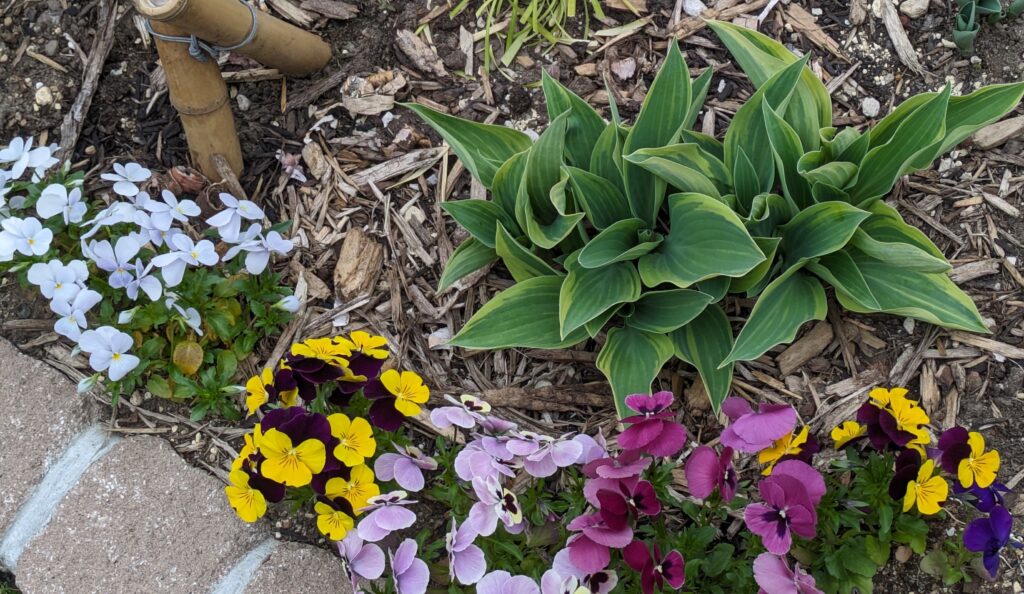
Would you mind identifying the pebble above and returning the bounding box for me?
[861,96,880,118]
[810,7,823,15]
[236,94,251,111]
[43,39,58,57]
[900,0,929,19]
[683,0,707,16]
[34,85,53,107]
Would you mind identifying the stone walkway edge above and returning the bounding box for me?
[0,338,351,594]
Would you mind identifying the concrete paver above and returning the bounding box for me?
[0,339,94,536]
[243,542,353,594]
[16,436,265,594]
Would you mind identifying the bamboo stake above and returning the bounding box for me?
[151,20,243,180]
[136,0,331,76]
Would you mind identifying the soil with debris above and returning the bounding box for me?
[2,0,1024,590]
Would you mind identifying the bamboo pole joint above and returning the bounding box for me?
[142,0,258,62]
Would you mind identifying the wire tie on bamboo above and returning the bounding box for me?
[143,0,259,62]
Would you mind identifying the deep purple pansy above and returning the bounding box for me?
[618,392,688,458]
[963,505,1021,578]
[622,540,685,594]
[684,445,737,502]
[566,512,633,574]
[744,461,824,554]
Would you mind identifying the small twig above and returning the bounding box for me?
[59,0,119,156]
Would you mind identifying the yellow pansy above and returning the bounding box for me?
[869,387,909,408]
[244,368,274,417]
[758,426,809,475]
[291,337,352,367]
[231,431,258,471]
[831,421,866,449]
[315,501,354,540]
[329,414,377,467]
[225,469,267,523]
[258,428,326,487]
[958,432,1000,489]
[325,464,380,513]
[381,369,430,417]
[903,459,949,515]
[349,331,389,359]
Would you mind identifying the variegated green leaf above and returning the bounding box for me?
[563,165,631,229]
[590,123,626,190]
[523,112,570,222]
[438,237,498,292]
[577,218,662,269]
[559,258,642,338]
[597,326,675,417]
[671,304,734,412]
[442,199,520,248]
[763,102,812,209]
[626,143,732,196]
[683,68,714,131]
[731,236,781,295]
[542,70,605,168]
[494,223,559,282]
[806,250,880,310]
[779,201,870,269]
[626,289,714,333]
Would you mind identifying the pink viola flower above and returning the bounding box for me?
[618,392,688,457]
[357,491,417,542]
[753,553,824,594]
[684,445,738,502]
[573,432,607,465]
[720,397,797,453]
[467,475,524,537]
[623,540,685,594]
[338,533,385,594]
[566,512,633,574]
[596,479,662,529]
[541,549,618,594]
[454,440,517,483]
[374,445,438,492]
[429,394,492,429]
[476,570,540,594]
[743,461,825,554]
[582,449,651,480]
[389,538,429,594]
[478,415,518,435]
[506,431,584,478]
[446,519,486,585]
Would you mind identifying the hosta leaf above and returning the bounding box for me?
[450,276,589,349]
[403,103,532,188]
[683,67,714,131]
[585,304,622,338]
[861,201,948,261]
[494,223,559,282]
[806,250,881,310]
[491,151,529,221]
[698,276,732,303]
[560,259,642,338]
[724,57,807,210]
[563,165,631,229]
[438,237,498,292]
[577,218,663,268]
[810,182,852,204]
[622,39,691,226]
[441,199,519,248]
[779,201,869,269]
[626,289,714,333]
[680,129,725,160]
[763,102,813,209]
[731,236,781,295]
[723,270,827,366]
[849,87,951,204]
[671,304,734,412]
[639,193,764,288]
[524,112,570,222]
[850,229,950,273]
[597,326,674,417]
[837,249,988,333]
[626,143,732,196]
[542,70,605,168]
[590,123,626,190]
[708,20,831,152]
[798,160,859,190]
[517,176,586,249]
[734,150,764,217]
[746,192,798,237]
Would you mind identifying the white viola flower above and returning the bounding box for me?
[164,292,203,336]
[80,202,138,240]
[36,184,87,224]
[0,216,52,258]
[273,295,301,313]
[0,170,10,207]
[77,326,140,381]
[51,287,102,341]
[27,259,88,301]
[131,210,184,247]
[100,162,151,197]
[222,224,293,274]
[160,190,200,224]
[206,193,264,242]
[124,259,162,301]
[0,137,58,181]
[151,234,219,287]
[88,236,141,289]
[118,307,139,324]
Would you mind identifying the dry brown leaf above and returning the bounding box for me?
[341,70,407,116]
[395,30,447,78]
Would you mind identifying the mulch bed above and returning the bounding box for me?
[2,0,1024,590]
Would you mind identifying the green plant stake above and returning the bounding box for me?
[409,22,1024,417]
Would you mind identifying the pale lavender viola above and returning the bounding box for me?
[467,475,523,537]
[338,533,384,594]
[357,491,417,543]
[374,445,438,492]
[476,570,540,594]
[389,538,429,594]
[446,519,486,585]
[430,394,492,430]
[752,553,824,594]
[541,549,618,594]
[506,431,584,478]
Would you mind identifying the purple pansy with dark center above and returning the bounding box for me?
[541,549,618,594]
[430,394,492,430]
[596,479,661,530]
[357,491,417,542]
[582,449,651,480]
[753,553,824,594]
[856,401,916,450]
[720,397,797,453]
[281,354,347,401]
[684,445,738,502]
[937,426,972,474]
[622,540,685,594]
[505,431,584,478]
[566,512,633,574]
[744,460,824,554]
[618,392,688,458]
[963,505,1021,577]
[467,475,524,536]
[955,481,1010,513]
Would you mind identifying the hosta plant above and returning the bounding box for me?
[408,21,1024,417]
